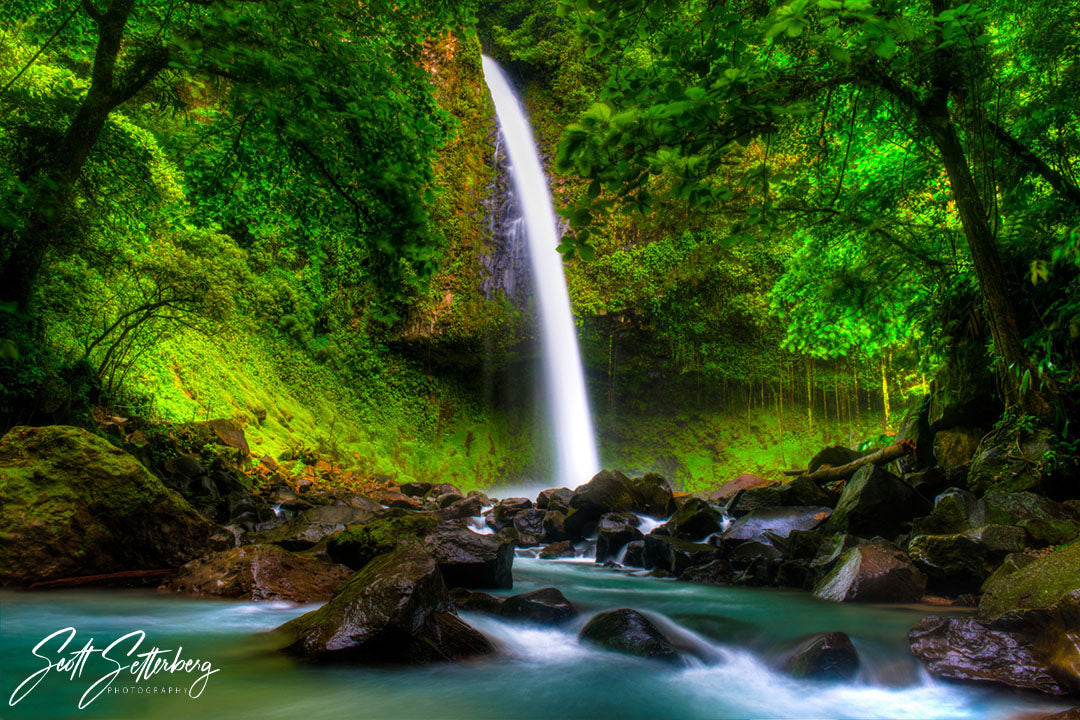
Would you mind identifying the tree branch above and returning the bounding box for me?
[986,120,1080,207]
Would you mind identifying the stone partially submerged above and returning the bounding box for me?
[276,545,493,663]
[163,544,351,602]
[910,539,1080,695]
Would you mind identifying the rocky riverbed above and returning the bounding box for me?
[2,420,1080,718]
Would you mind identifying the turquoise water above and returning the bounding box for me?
[0,556,1068,720]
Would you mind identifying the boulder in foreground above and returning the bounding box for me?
[579,608,681,663]
[0,425,218,586]
[276,545,493,663]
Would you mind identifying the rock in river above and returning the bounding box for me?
[579,609,681,663]
[163,544,351,602]
[277,545,493,663]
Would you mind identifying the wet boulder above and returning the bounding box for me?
[722,506,832,543]
[163,544,351,602]
[449,588,505,614]
[399,481,432,497]
[678,558,733,585]
[375,490,423,510]
[541,511,570,543]
[487,497,533,532]
[830,465,930,538]
[622,540,645,567]
[983,491,1080,547]
[642,534,718,575]
[436,495,484,522]
[501,587,579,624]
[579,609,681,663]
[629,473,676,518]
[539,540,577,559]
[910,616,1068,695]
[422,523,515,589]
[0,425,219,586]
[907,539,1080,695]
[907,525,1026,594]
[780,632,860,682]
[565,470,639,536]
[512,508,547,540]
[663,498,723,540]
[247,504,381,551]
[596,512,644,561]
[276,545,493,663]
[537,488,574,513]
[911,487,984,536]
[727,476,834,517]
[813,541,926,603]
[436,492,466,509]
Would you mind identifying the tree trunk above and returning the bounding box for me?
[924,105,1053,419]
[0,0,162,310]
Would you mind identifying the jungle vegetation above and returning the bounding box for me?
[0,0,1077,488]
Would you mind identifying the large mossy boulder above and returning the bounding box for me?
[813,541,926,603]
[927,354,1000,431]
[830,465,930,538]
[984,491,1080,547]
[325,513,439,569]
[579,609,681,663]
[536,487,574,513]
[327,515,513,589]
[246,504,380,551]
[911,540,1080,695]
[0,425,218,586]
[163,544,351,602]
[967,430,1055,495]
[932,426,985,474]
[911,487,984,536]
[276,545,493,663]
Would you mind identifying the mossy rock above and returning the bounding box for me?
[979,539,1080,620]
[0,425,218,586]
[326,513,439,570]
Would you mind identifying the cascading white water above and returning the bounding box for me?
[482,55,600,488]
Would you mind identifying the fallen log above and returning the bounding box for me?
[29,568,174,590]
[805,439,915,485]
[782,468,807,477]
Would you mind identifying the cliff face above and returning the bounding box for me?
[399,30,531,363]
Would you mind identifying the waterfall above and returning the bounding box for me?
[481,55,600,488]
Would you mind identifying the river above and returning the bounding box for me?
[0,553,1067,719]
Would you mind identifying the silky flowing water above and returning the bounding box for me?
[1,555,1067,720]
